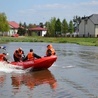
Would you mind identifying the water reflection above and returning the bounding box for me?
[0,73,6,87]
[11,69,57,93]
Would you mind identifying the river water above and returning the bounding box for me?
[0,42,98,98]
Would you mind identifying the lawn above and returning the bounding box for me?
[0,36,98,46]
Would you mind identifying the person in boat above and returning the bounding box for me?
[46,44,56,56]
[0,46,10,63]
[23,49,41,61]
[0,46,7,54]
[13,47,25,62]
[0,46,6,50]
[0,53,9,62]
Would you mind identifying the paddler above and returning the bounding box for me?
[13,47,25,62]
[46,44,56,56]
[0,53,9,63]
[23,49,41,61]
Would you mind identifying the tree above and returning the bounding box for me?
[0,12,9,35]
[45,17,56,37]
[18,22,24,36]
[23,22,27,35]
[73,16,81,32]
[23,22,27,29]
[45,22,51,36]
[55,18,61,36]
[28,23,36,28]
[61,19,68,35]
[39,22,44,28]
[68,20,74,33]
[50,17,56,37]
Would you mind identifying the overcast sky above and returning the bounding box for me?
[0,0,98,24]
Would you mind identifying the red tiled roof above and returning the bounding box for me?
[29,27,47,31]
[8,21,19,29]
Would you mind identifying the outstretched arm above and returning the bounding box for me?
[33,53,41,58]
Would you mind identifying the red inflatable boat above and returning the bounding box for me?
[10,55,57,70]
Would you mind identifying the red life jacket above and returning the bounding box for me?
[0,54,5,61]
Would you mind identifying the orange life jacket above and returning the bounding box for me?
[50,48,56,55]
[14,50,21,59]
[46,44,56,56]
[27,52,34,60]
[18,50,23,56]
[46,48,56,56]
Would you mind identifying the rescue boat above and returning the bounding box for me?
[10,55,57,70]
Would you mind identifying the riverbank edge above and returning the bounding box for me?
[0,36,98,46]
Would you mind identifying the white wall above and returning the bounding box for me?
[79,19,95,37]
[42,31,47,36]
[8,29,18,36]
[95,25,98,37]
[79,20,85,37]
[87,19,95,37]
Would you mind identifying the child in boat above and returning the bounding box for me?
[23,49,41,61]
[46,44,56,56]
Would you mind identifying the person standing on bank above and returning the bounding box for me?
[46,44,56,56]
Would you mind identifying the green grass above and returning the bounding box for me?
[0,36,98,46]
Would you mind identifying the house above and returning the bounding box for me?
[28,26,47,36]
[1,21,19,36]
[79,14,98,37]
[8,21,19,36]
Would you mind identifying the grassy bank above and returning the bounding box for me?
[0,36,98,46]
